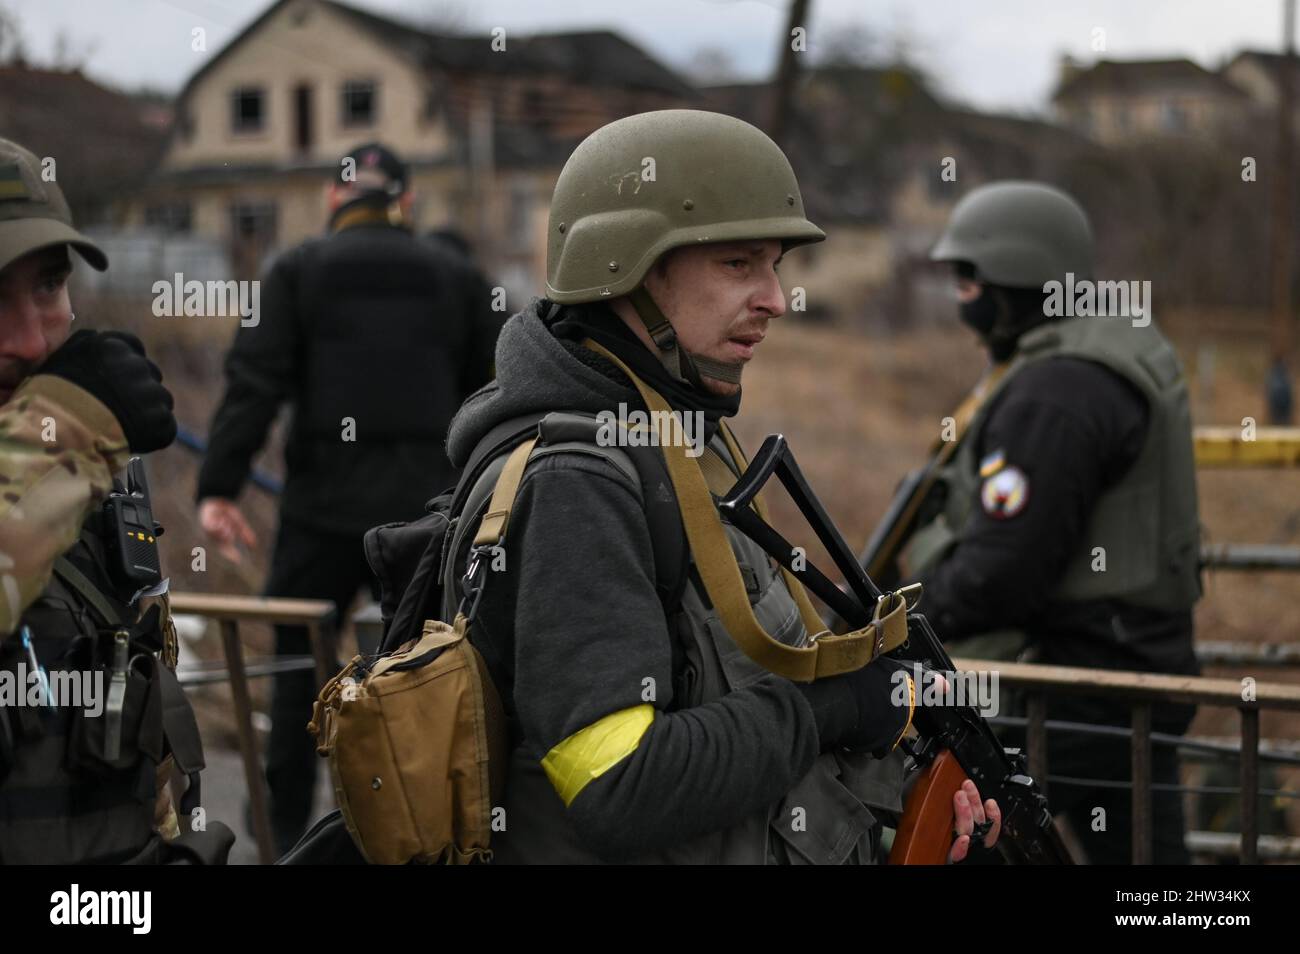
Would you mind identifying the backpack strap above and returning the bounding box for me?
[442,412,689,624]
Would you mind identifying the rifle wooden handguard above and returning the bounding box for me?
[888,749,968,865]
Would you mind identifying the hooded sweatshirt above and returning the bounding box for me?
[446,300,904,862]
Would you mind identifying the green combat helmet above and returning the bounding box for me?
[930,180,1093,288]
[546,109,824,387]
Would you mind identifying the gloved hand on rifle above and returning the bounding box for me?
[797,664,1002,862]
[796,657,917,757]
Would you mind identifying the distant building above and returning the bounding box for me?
[0,64,168,225]
[704,66,1097,325]
[1052,56,1249,145]
[126,0,696,291]
[1220,50,1300,141]
[1222,50,1299,110]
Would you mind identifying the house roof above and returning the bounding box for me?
[504,30,697,98]
[1053,58,1249,102]
[931,107,1101,183]
[177,0,695,104]
[329,1,696,96]
[0,65,167,221]
[1223,48,1300,84]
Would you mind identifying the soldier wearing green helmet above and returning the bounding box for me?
[441,109,1002,863]
[901,180,1202,864]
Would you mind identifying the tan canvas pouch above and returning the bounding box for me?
[309,615,507,864]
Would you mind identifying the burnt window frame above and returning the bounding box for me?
[231,86,267,134]
[341,79,378,128]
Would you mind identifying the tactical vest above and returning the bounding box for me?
[446,420,905,865]
[909,316,1202,613]
[0,523,218,865]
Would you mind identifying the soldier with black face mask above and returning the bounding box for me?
[903,181,1202,865]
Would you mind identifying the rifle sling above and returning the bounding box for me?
[585,339,906,683]
[867,361,1012,578]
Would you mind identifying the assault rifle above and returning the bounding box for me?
[716,434,1073,865]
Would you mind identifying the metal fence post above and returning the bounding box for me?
[1131,704,1153,865]
[219,618,276,865]
[1240,707,1260,864]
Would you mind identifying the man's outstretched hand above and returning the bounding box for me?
[198,497,257,563]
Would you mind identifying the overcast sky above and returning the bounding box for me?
[2,0,1291,114]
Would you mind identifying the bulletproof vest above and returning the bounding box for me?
[0,523,207,865]
[910,316,1202,613]
[291,224,474,442]
[451,422,904,864]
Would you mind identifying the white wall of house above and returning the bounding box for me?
[164,0,451,173]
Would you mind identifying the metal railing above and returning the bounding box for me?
[955,655,1300,864]
[169,592,337,865]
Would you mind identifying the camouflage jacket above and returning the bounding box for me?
[0,374,129,635]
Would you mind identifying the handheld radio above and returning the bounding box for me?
[102,457,164,591]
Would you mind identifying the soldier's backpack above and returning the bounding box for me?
[302,410,686,865]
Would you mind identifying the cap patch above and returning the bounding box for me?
[0,162,31,201]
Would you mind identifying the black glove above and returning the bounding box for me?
[39,329,177,453]
[797,657,915,757]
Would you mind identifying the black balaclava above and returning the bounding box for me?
[955,263,1050,362]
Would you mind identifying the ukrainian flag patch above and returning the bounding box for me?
[0,163,30,200]
[979,449,1006,478]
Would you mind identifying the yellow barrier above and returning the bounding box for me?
[1194,426,1300,467]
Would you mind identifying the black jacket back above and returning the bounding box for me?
[198,221,502,534]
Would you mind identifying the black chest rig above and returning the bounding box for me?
[0,514,220,865]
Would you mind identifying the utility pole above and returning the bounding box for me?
[1268,0,1296,423]
[769,0,811,148]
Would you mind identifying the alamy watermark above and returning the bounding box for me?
[50,884,151,934]
[152,273,260,327]
[596,403,706,458]
[1043,272,1151,328]
[891,664,999,717]
[0,664,103,716]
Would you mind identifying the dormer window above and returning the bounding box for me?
[231,87,265,133]
[341,80,377,127]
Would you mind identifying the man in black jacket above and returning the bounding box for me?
[197,142,501,851]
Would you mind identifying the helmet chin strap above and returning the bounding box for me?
[628,286,744,388]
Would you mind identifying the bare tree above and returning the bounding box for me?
[814,22,880,68]
[0,2,29,65]
[50,27,96,71]
[405,0,475,35]
[683,45,741,86]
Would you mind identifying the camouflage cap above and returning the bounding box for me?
[0,137,107,274]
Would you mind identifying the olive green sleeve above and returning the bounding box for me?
[0,374,129,634]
